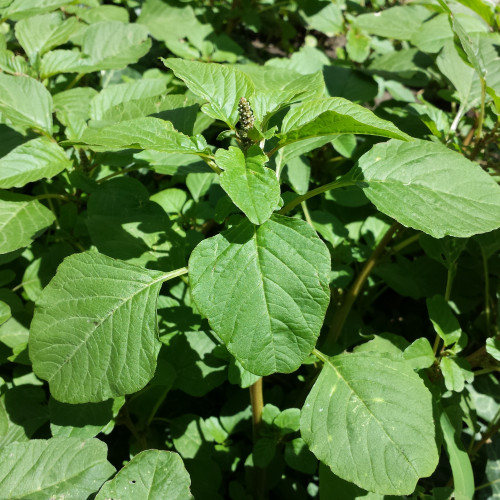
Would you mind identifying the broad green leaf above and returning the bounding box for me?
[40,21,151,76]
[319,463,384,500]
[426,295,462,347]
[89,78,167,121]
[0,73,52,134]
[324,66,377,103]
[0,192,55,254]
[352,139,500,238]
[420,235,468,270]
[0,138,71,188]
[486,337,500,361]
[137,0,201,43]
[253,437,276,467]
[96,450,192,500]
[80,21,151,70]
[140,150,203,175]
[189,215,331,375]
[0,385,49,447]
[282,154,310,195]
[40,48,84,78]
[186,172,215,202]
[29,251,186,403]
[285,437,317,474]
[53,87,97,140]
[346,29,371,63]
[436,40,481,113]
[368,48,432,86]
[236,65,324,120]
[353,5,431,40]
[78,4,129,24]
[0,300,10,325]
[161,330,226,397]
[479,34,500,98]
[163,58,255,127]
[440,407,475,500]
[456,0,494,26]
[86,177,185,268]
[150,188,187,214]
[15,12,78,59]
[274,408,301,435]
[0,48,31,76]
[78,117,209,155]
[300,2,343,35]
[301,351,439,495]
[440,356,473,392]
[479,434,500,499]
[49,397,124,438]
[278,98,411,147]
[403,338,435,370]
[0,437,115,499]
[438,0,486,77]
[411,13,488,53]
[310,210,348,248]
[1,0,68,20]
[23,243,74,302]
[217,146,280,225]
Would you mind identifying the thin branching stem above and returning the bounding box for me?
[279,178,354,216]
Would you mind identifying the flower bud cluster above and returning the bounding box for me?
[238,97,254,131]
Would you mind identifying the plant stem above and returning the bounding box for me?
[476,478,500,492]
[249,378,263,443]
[325,222,401,348]
[203,157,222,174]
[279,177,355,215]
[312,348,328,363]
[470,407,500,457]
[34,193,72,202]
[249,378,266,499]
[159,267,189,283]
[476,77,486,142]
[473,367,500,376]
[481,248,491,335]
[391,233,420,254]
[66,73,84,90]
[433,266,455,355]
[96,163,143,183]
[301,201,314,227]
[146,386,170,427]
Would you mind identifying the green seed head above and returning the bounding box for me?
[238,97,254,131]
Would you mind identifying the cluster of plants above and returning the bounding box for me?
[0,0,499,498]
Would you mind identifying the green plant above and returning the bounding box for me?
[0,0,499,499]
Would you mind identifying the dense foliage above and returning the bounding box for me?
[0,0,499,498]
